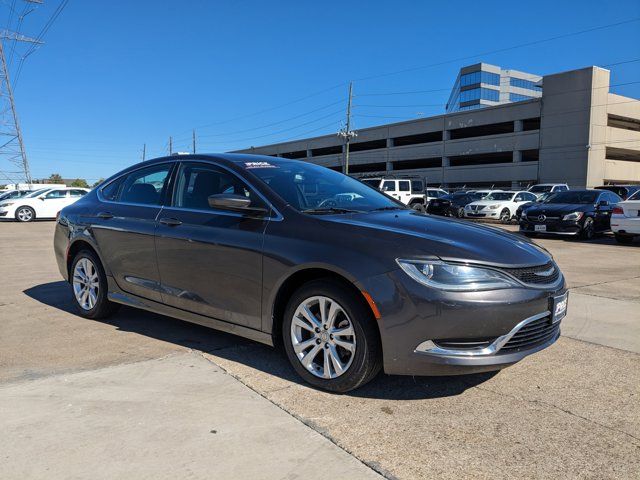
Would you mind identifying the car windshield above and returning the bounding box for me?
[529,185,553,193]
[484,192,514,201]
[536,192,553,203]
[546,191,599,204]
[24,188,50,198]
[627,190,640,201]
[243,160,404,213]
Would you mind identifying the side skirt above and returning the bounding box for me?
[106,276,274,347]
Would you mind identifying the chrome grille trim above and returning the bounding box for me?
[415,311,555,357]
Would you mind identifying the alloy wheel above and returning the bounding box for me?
[72,257,100,311]
[290,296,356,379]
[17,208,33,222]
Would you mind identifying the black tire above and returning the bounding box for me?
[614,233,634,244]
[70,249,120,319]
[499,208,511,224]
[15,206,35,222]
[410,202,424,212]
[580,217,595,240]
[457,207,465,218]
[282,279,382,393]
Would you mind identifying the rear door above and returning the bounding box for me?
[154,161,268,329]
[91,162,174,302]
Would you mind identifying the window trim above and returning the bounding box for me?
[167,159,283,221]
[97,161,176,208]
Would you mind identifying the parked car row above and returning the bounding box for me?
[0,187,89,222]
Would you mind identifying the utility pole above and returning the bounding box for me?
[338,82,356,175]
[168,136,173,155]
[142,143,146,162]
[0,28,42,186]
[192,129,196,154]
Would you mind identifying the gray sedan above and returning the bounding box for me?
[54,154,567,392]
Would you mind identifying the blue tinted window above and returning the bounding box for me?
[460,71,500,87]
[482,88,499,101]
[509,78,541,90]
[509,93,534,102]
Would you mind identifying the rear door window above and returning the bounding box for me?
[398,181,410,192]
[118,164,172,205]
[45,190,67,199]
[381,181,396,192]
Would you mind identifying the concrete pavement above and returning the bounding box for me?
[1,221,639,479]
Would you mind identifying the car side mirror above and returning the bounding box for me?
[208,194,268,216]
[40,197,45,201]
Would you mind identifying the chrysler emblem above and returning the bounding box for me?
[538,214,546,222]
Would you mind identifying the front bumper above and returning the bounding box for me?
[465,209,500,219]
[519,218,581,235]
[360,269,566,376]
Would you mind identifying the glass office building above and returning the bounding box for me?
[446,63,542,113]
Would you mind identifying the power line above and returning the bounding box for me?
[354,17,640,82]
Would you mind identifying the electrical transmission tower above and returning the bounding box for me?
[0,5,43,187]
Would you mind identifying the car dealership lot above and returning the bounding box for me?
[1,222,639,479]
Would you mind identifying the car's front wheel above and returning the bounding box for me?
[282,280,381,392]
[71,250,119,319]
[499,208,511,224]
[15,206,35,222]
[580,217,595,240]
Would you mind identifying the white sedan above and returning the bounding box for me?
[611,190,640,244]
[0,187,89,222]
[464,190,538,223]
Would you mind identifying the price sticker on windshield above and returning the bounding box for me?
[244,161,278,169]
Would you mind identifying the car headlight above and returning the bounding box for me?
[562,212,584,221]
[488,204,500,210]
[396,259,520,291]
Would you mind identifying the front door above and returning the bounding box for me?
[91,162,174,302]
[39,189,70,217]
[154,161,268,330]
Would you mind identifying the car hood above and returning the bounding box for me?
[325,210,551,267]
[526,203,593,215]
[468,199,511,207]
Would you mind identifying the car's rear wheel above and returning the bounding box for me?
[580,217,595,240]
[499,208,511,224]
[282,280,381,393]
[71,250,119,319]
[15,206,35,222]
[614,233,634,244]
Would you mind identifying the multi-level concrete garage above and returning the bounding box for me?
[236,66,640,189]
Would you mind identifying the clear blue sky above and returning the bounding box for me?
[3,0,640,183]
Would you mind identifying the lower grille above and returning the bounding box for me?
[501,315,559,352]
[501,262,561,286]
[435,339,492,350]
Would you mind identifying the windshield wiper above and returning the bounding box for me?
[302,207,363,215]
[370,206,406,211]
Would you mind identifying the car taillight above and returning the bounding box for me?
[612,206,624,215]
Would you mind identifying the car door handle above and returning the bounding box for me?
[159,217,182,226]
[97,211,114,219]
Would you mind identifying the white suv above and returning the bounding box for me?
[527,183,569,198]
[464,191,538,223]
[372,178,447,210]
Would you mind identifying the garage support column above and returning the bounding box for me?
[513,150,522,163]
[386,161,393,172]
[306,149,313,159]
[514,120,523,132]
[443,130,451,141]
[442,157,450,167]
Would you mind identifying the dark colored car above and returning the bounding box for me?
[54,154,567,392]
[595,185,640,201]
[515,192,553,220]
[426,192,482,217]
[519,189,622,239]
